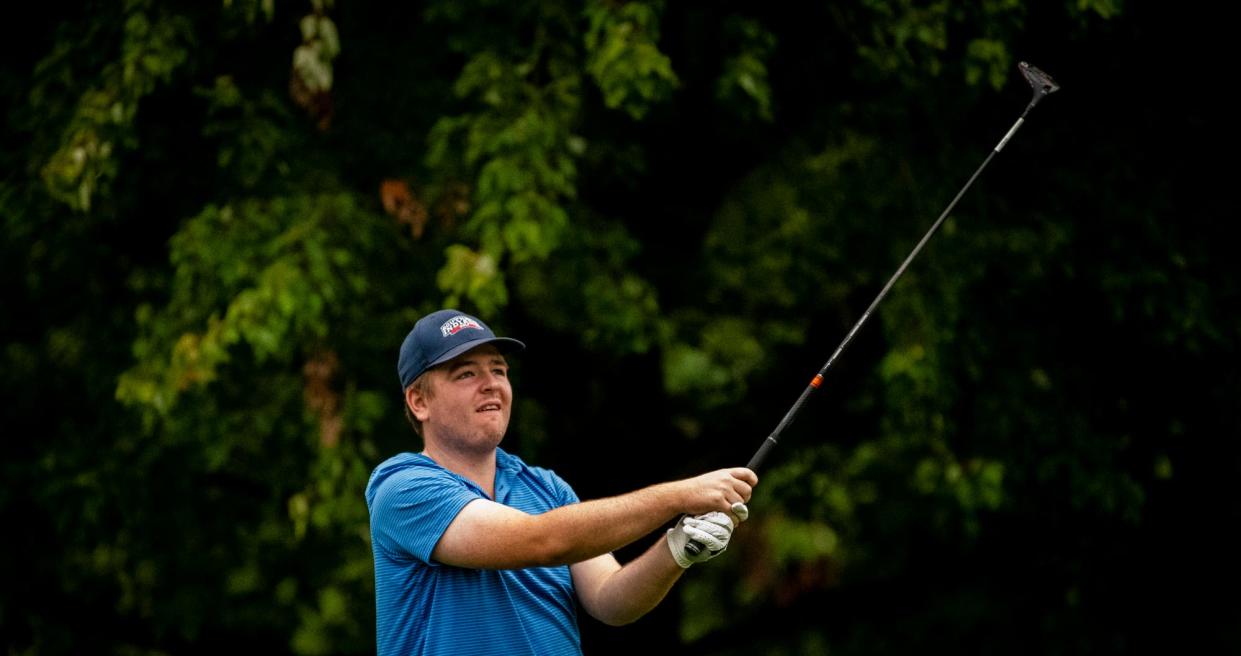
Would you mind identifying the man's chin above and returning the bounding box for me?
[475,422,509,449]
[481,415,510,439]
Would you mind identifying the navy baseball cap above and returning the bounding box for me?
[397,309,525,388]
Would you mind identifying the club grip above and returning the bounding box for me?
[683,502,748,558]
[747,436,778,471]
[684,536,705,557]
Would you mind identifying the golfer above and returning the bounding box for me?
[366,309,757,655]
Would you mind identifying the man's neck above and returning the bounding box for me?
[422,442,498,499]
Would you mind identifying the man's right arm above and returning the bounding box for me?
[430,468,756,570]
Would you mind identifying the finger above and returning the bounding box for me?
[687,515,733,538]
[730,502,750,522]
[686,518,731,543]
[682,524,727,551]
[684,516,728,536]
[731,467,759,485]
[696,511,735,530]
[726,476,754,502]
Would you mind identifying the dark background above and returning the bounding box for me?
[2,1,1236,654]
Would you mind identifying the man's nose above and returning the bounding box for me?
[479,371,501,391]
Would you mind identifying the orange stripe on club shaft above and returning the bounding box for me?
[810,374,824,388]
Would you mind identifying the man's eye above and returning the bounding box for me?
[492,368,508,377]
[457,371,474,380]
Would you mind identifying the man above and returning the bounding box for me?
[366,309,758,655]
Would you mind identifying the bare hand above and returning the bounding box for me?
[675,468,757,517]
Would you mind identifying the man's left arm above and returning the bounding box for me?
[570,512,739,626]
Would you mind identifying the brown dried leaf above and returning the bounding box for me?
[303,350,342,448]
[380,179,429,239]
[289,69,333,131]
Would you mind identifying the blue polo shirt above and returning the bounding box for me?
[366,448,582,656]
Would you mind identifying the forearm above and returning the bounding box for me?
[575,536,685,626]
[532,483,683,566]
[432,467,756,570]
[532,468,755,566]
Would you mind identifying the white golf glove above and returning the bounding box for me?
[666,511,738,569]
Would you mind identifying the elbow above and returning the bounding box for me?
[522,526,577,568]
[599,612,643,627]
[588,602,650,627]
[581,581,652,627]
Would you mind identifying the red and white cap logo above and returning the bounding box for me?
[439,315,484,337]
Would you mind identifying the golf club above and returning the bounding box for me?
[686,62,1060,557]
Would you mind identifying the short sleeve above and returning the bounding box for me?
[548,470,579,507]
[369,465,482,564]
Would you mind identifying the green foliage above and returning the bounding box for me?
[223,0,276,24]
[104,191,392,652]
[584,0,679,120]
[425,40,581,310]
[715,17,776,122]
[512,217,666,354]
[293,12,340,94]
[438,244,508,317]
[1079,0,1124,19]
[856,0,952,77]
[197,75,298,190]
[663,317,766,408]
[117,194,377,416]
[853,0,1026,90]
[5,2,1237,655]
[40,0,192,210]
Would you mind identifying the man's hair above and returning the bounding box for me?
[403,372,436,437]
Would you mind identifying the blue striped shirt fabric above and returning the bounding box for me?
[366,447,583,655]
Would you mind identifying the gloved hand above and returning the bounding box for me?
[666,511,737,569]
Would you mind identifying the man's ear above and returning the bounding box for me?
[405,382,432,422]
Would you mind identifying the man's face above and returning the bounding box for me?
[414,344,512,453]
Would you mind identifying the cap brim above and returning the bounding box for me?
[427,336,526,370]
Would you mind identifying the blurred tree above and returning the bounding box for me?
[2,1,1236,655]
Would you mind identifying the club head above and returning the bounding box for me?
[1019,62,1060,112]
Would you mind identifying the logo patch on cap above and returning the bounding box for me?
[440,315,484,337]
